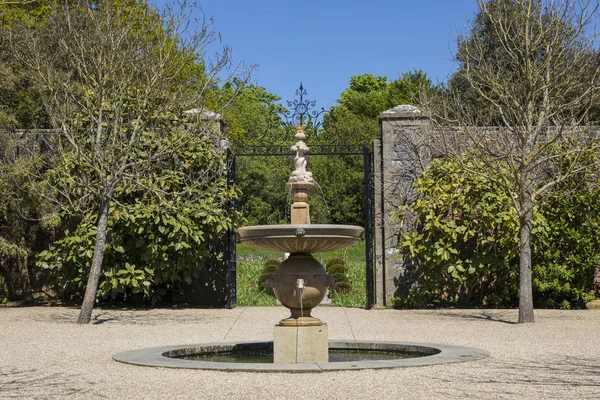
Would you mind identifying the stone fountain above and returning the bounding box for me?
[237,125,364,363]
[113,127,490,370]
[112,88,490,371]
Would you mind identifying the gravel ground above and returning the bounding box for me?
[0,306,599,399]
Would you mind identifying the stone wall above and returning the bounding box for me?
[373,105,600,307]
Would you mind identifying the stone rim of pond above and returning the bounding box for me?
[112,340,490,372]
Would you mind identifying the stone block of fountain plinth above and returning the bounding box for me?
[273,324,328,363]
[290,202,310,225]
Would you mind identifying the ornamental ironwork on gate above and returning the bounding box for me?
[224,84,375,309]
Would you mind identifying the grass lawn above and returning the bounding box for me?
[236,241,367,307]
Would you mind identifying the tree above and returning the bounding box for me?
[322,71,433,145]
[9,0,245,323]
[217,80,285,147]
[431,0,600,323]
[214,81,292,226]
[0,1,57,301]
[0,130,60,302]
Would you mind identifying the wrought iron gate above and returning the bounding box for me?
[224,144,375,309]
[223,83,375,309]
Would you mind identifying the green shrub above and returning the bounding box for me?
[317,243,366,307]
[326,259,352,293]
[236,256,277,306]
[334,281,351,292]
[36,134,238,304]
[327,264,349,275]
[258,259,280,294]
[396,156,600,309]
[326,258,345,269]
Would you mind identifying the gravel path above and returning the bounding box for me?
[1,306,599,399]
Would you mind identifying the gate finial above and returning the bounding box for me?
[283,83,326,133]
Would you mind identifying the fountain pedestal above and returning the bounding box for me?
[274,324,328,363]
[289,181,313,225]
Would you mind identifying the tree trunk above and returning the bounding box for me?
[518,195,535,323]
[77,200,110,324]
[18,256,32,300]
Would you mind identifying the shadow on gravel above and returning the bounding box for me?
[460,313,517,325]
[431,356,600,399]
[92,312,117,325]
[425,310,517,324]
[0,367,105,399]
[461,356,600,387]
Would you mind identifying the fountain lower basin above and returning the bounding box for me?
[112,340,490,372]
[237,224,364,253]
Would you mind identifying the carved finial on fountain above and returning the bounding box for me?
[288,125,314,224]
[289,125,314,184]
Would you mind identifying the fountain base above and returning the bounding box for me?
[278,315,323,326]
[113,340,490,372]
[274,324,328,363]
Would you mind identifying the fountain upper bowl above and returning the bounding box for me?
[237,224,364,253]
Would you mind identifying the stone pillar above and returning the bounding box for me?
[183,108,226,138]
[375,105,432,306]
[373,138,385,308]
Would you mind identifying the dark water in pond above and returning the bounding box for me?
[173,349,430,363]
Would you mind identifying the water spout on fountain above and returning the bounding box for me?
[296,278,305,305]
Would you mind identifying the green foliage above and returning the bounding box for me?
[0,129,58,300]
[326,257,352,294]
[236,246,279,306]
[236,156,291,226]
[337,71,432,121]
[531,179,600,308]
[216,81,292,226]
[396,156,600,309]
[0,1,55,130]
[258,258,280,294]
[37,131,237,303]
[308,155,365,225]
[338,74,391,119]
[320,243,366,307]
[326,258,345,269]
[396,157,520,307]
[2,0,239,314]
[327,264,348,275]
[449,0,600,123]
[217,80,284,146]
[322,71,433,145]
[0,1,57,300]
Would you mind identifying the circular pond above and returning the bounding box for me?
[113,340,489,372]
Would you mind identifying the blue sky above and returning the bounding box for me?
[161,0,481,110]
